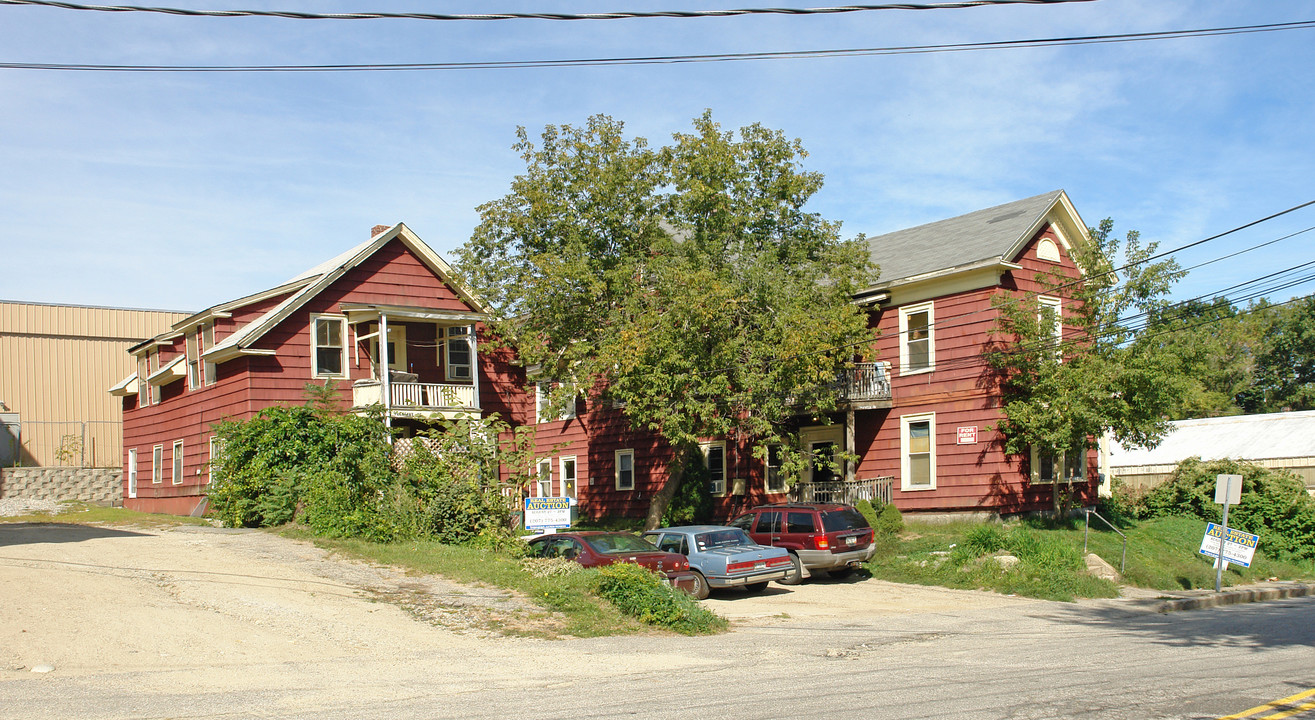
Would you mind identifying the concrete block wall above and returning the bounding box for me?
[0,467,121,505]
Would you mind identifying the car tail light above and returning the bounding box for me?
[813,535,830,550]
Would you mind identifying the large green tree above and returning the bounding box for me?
[1246,296,1315,412]
[986,219,1189,495]
[455,112,876,528]
[1132,296,1255,419]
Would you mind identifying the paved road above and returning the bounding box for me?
[2,522,1312,720]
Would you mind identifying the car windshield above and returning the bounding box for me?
[695,529,754,549]
[821,508,870,532]
[583,533,661,554]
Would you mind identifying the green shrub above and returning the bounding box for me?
[589,562,727,635]
[1136,457,1315,561]
[873,502,904,537]
[661,447,714,527]
[855,499,880,529]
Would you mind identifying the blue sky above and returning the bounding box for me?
[2,0,1312,313]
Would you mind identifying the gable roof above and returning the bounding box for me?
[1110,411,1315,468]
[860,190,1087,291]
[128,223,485,360]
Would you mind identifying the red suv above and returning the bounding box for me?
[729,503,875,584]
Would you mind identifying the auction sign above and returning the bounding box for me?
[524,497,572,531]
[1199,522,1260,568]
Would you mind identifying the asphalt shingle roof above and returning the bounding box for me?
[864,190,1066,284]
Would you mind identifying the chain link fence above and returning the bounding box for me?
[0,420,122,468]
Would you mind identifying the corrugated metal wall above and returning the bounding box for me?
[0,301,189,466]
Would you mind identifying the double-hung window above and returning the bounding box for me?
[202,323,217,385]
[703,442,726,495]
[151,445,163,484]
[900,413,936,491]
[1038,296,1062,359]
[312,315,347,378]
[615,449,635,491]
[186,330,201,390]
[765,444,786,494]
[445,326,473,381]
[535,381,577,424]
[560,457,578,499]
[1031,447,1087,484]
[899,302,934,375]
[536,459,553,497]
[171,440,184,485]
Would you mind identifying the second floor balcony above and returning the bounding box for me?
[352,376,480,420]
[836,361,892,409]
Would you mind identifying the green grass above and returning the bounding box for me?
[281,528,712,637]
[866,515,1315,601]
[0,501,211,528]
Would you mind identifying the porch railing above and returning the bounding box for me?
[836,362,892,403]
[352,380,478,412]
[789,475,894,506]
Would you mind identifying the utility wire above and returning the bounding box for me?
[5,19,1314,72]
[0,0,1096,21]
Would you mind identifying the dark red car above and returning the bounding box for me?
[730,503,876,584]
[526,531,699,594]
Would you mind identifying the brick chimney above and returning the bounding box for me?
[371,224,391,238]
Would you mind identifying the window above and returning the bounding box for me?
[560,456,578,499]
[151,445,163,484]
[312,315,347,378]
[1039,296,1062,359]
[171,440,184,485]
[900,413,936,491]
[702,442,726,495]
[1031,446,1088,484]
[765,445,786,494]
[186,330,200,390]
[786,511,817,533]
[899,302,934,375]
[368,323,408,375]
[615,449,635,491]
[445,326,473,381]
[535,381,577,424]
[536,458,553,497]
[1037,237,1062,263]
[202,323,217,385]
[127,448,138,499]
[137,355,150,407]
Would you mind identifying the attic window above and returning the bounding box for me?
[1037,238,1061,263]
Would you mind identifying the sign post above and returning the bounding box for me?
[1213,474,1242,592]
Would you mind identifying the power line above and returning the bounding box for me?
[0,0,1095,21]
[5,19,1315,72]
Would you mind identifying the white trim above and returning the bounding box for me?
[1037,238,1062,263]
[207,436,217,486]
[560,456,578,499]
[536,458,553,497]
[615,449,635,491]
[171,439,184,485]
[898,302,935,376]
[127,448,138,499]
[310,313,348,379]
[701,441,727,496]
[900,412,937,491]
[151,444,163,485]
[445,325,473,382]
[800,425,843,484]
[1030,445,1088,485]
[1039,295,1062,359]
[764,444,787,495]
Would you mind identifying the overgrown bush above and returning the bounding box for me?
[589,562,727,635]
[874,502,904,537]
[661,447,714,527]
[1118,457,1315,561]
[855,499,880,529]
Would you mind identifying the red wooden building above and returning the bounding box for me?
[112,223,515,515]
[526,190,1099,520]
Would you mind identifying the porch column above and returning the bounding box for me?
[380,313,391,432]
[469,324,481,411]
[845,408,856,484]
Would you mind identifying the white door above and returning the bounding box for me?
[127,448,138,499]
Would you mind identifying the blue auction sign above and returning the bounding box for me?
[1199,522,1260,568]
[524,497,572,530]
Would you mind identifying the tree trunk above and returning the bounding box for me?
[643,445,691,531]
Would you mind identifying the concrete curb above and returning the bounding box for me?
[1151,583,1315,613]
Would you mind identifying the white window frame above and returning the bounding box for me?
[202,322,217,385]
[615,449,635,491]
[560,456,578,499]
[1030,446,1088,485]
[764,444,787,495]
[151,444,163,484]
[535,381,577,424]
[207,436,217,485]
[900,412,936,491]
[186,330,201,390]
[311,314,348,379]
[702,441,727,496]
[445,325,473,381]
[536,458,553,497]
[1039,296,1062,360]
[171,439,184,485]
[899,302,935,376]
[127,448,138,498]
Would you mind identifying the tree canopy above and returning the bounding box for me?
[454,112,876,527]
[986,219,1189,468]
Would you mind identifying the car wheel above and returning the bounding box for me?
[690,571,710,600]
[744,581,769,594]
[778,553,804,585]
[827,567,855,580]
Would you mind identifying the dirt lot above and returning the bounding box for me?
[0,520,1037,718]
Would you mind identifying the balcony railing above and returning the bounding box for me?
[352,380,478,413]
[789,476,894,506]
[836,362,892,404]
